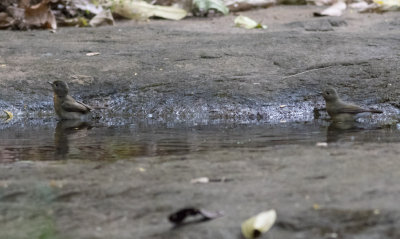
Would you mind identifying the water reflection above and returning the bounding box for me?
[54,120,92,159]
[326,121,386,143]
[327,121,360,143]
[0,121,399,161]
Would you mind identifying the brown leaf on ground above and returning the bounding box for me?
[24,0,57,29]
[4,0,57,30]
[0,12,14,29]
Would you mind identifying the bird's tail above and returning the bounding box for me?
[92,106,108,110]
[368,109,383,114]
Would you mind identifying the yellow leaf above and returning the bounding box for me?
[49,180,64,188]
[313,203,321,210]
[137,167,146,172]
[241,209,277,239]
[3,110,13,120]
[234,16,267,29]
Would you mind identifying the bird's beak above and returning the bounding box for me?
[48,81,53,86]
[318,91,322,95]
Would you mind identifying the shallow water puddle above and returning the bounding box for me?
[0,121,399,161]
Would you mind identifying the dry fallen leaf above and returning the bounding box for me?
[3,110,13,122]
[241,209,277,239]
[89,9,114,27]
[6,0,57,29]
[49,180,64,188]
[86,52,100,56]
[314,1,347,16]
[0,12,13,29]
[59,17,89,27]
[234,15,267,29]
[307,0,334,6]
[226,0,275,12]
[349,1,370,11]
[110,0,187,21]
[350,0,399,12]
[316,142,328,147]
[374,0,400,10]
[190,177,210,184]
[193,0,230,15]
[24,0,57,29]
[73,0,104,14]
[313,203,321,210]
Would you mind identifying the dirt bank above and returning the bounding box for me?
[1,141,400,239]
[0,6,399,124]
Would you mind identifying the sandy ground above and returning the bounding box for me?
[1,5,400,239]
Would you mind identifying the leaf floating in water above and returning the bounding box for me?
[168,208,224,225]
[241,209,277,239]
[234,16,267,29]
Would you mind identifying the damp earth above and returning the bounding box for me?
[1,5,400,239]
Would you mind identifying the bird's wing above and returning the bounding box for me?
[336,102,371,114]
[61,96,92,113]
[76,100,93,111]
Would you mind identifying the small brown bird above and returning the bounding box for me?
[49,80,93,120]
[322,87,382,122]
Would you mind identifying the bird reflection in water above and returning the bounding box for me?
[326,121,363,143]
[326,120,384,143]
[54,120,92,159]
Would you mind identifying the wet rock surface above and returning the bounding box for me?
[1,5,400,239]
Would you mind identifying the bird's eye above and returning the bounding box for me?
[327,92,330,95]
